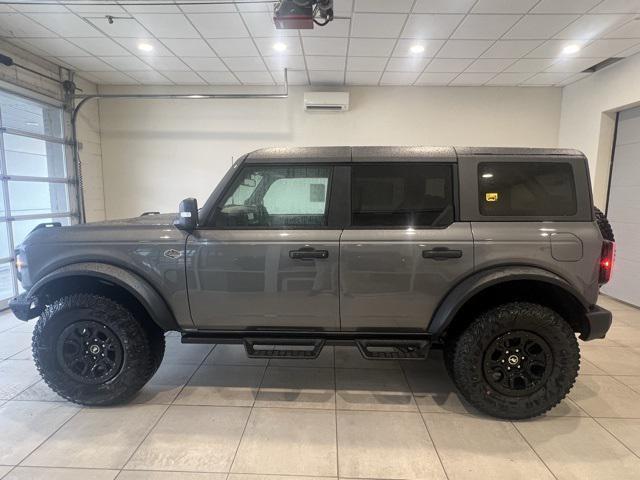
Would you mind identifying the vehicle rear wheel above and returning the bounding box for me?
[32,293,160,406]
[446,302,579,419]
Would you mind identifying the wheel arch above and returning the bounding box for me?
[29,262,179,332]
[428,266,590,340]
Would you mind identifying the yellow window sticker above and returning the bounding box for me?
[486,193,498,202]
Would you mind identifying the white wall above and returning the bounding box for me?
[97,85,561,219]
[559,53,640,209]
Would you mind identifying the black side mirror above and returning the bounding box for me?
[174,198,198,231]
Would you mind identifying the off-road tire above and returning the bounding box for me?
[32,293,161,406]
[447,302,580,420]
[594,206,614,242]
[148,326,166,375]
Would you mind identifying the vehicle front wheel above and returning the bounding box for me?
[446,302,580,419]
[32,293,162,406]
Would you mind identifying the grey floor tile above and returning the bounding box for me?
[545,397,588,417]
[0,466,12,478]
[205,345,268,367]
[23,404,167,469]
[0,401,79,465]
[598,296,638,312]
[119,471,227,479]
[334,346,399,370]
[174,365,265,407]
[336,368,416,412]
[580,345,640,375]
[603,325,640,348]
[579,358,607,375]
[424,413,554,479]
[0,332,32,361]
[232,407,337,476]
[132,363,199,405]
[3,467,118,479]
[402,360,476,415]
[13,381,65,403]
[337,410,446,480]
[0,360,41,400]
[613,375,640,393]
[255,366,335,409]
[268,346,334,368]
[597,418,640,457]
[163,338,213,365]
[609,309,640,327]
[126,405,249,473]
[515,416,640,479]
[229,476,334,480]
[569,375,640,418]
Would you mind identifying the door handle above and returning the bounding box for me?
[422,247,463,260]
[289,247,329,260]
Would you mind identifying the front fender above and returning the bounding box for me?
[427,266,590,337]
[28,262,180,331]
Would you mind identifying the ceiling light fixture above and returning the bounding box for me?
[562,44,581,55]
[273,42,287,52]
[137,42,154,52]
[410,44,425,54]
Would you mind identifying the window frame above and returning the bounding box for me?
[202,163,340,230]
[346,162,459,230]
[457,154,594,223]
[0,88,77,308]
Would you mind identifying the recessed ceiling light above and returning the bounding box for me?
[273,42,287,52]
[482,173,494,179]
[562,44,580,55]
[137,42,154,52]
[410,44,425,54]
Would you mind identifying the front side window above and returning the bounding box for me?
[216,165,331,227]
[478,162,577,217]
[351,164,454,227]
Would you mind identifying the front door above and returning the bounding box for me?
[340,163,474,330]
[187,164,340,330]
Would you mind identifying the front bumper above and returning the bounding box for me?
[580,305,613,341]
[9,292,43,321]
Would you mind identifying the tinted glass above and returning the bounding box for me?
[478,162,577,217]
[351,164,454,227]
[216,165,331,227]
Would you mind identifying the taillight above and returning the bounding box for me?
[599,240,615,285]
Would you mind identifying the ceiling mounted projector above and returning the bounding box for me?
[273,0,334,30]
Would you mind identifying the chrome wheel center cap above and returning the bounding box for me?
[89,344,101,355]
[507,354,520,366]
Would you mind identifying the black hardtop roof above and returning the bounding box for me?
[243,146,583,164]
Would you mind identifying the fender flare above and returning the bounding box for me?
[29,262,179,331]
[427,266,589,337]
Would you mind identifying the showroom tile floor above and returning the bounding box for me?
[1,295,640,479]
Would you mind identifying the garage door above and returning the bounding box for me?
[602,106,640,307]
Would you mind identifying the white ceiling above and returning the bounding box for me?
[1,0,640,87]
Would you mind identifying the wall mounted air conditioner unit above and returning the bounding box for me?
[304,92,349,112]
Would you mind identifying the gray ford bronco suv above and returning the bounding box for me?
[10,146,615,419]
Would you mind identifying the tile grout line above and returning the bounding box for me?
[592,417,640,460]
[118,339,217,470]
[226,353,270,476]
[511,421,560,480]
[398,360,450,480]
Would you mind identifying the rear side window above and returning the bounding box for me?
[478,162,577,217]
[351,164,454,227]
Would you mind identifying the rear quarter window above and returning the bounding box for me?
[478,162,577,217]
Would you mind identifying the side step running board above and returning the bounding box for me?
[356,339,430,360]
[244,338,325,359]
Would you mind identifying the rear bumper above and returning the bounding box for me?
[9,292,43,321]
[580,305,613,341]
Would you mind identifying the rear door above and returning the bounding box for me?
[340,156,474,330]
[187,163,343,330]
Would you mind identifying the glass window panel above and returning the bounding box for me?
[0,222,9,258]
[351,164,454,227]
[4,134,66,178]
[0,91,63,138]
[8,181,69,216]
[12,216,71,248]
[478,163,577,217]
[0,186,5,217]
[217,166,331,228]
[0,261,14,301]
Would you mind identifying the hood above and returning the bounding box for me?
[20,213,183,247]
